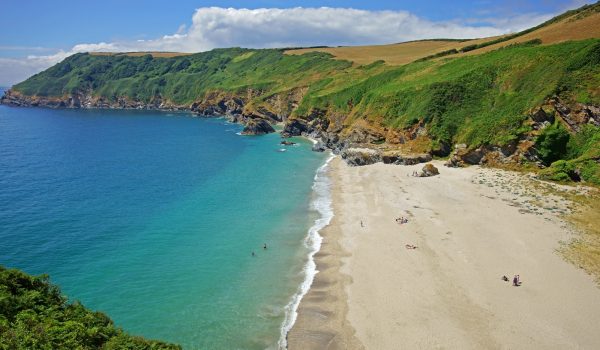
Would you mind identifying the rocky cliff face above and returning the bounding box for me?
[0,88,287,137]
[443,98,600,168]
[2,88,598,170]
[240,118,275,135]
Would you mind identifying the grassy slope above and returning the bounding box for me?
[285,2,600,65]
[299,40,600,145]
[0,266,180,349]
[15,48,353,104]
[284,39,478,66]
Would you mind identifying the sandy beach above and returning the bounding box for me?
[288,158,600,349]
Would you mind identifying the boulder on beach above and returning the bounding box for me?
[420,163,440,177]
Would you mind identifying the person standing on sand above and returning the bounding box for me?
[513,275,518,286]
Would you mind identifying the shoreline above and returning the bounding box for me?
[278,154,335,349]
[287,157,362,349]
[289,159,600,349]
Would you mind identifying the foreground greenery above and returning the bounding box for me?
[11,38,600,184]
[0,266,180,349]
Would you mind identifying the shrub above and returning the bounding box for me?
[535,123,570,164]
[0,266,180,349]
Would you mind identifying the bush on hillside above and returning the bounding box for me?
[0,265,180,350]
[535,123,570,165]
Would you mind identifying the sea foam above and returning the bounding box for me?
[278,154,335,349]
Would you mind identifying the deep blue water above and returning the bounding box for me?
[0,99,327,349]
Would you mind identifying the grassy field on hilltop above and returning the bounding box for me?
[285,39,477,65]
[285,2,600,65]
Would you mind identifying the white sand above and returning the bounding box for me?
[289,158,600,350]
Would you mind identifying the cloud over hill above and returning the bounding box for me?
[0,6,554,86]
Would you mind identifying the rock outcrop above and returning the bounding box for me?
[282,119,309,137]
[240,118,275,135]
[381,151,432,165]
[529,107,555,130]
[341,148,382,166]
[311,140,327,152]
[548,98,600,132]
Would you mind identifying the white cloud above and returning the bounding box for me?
[0,6,557,86]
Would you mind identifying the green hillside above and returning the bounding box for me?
[13,48,352,104]
[0,266,180,349]
[7,38,600,184]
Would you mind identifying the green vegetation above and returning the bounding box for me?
[16,48,352,104]
[540,125,600,184]
[414,48,459,62]
[10,37,600,184]
[535,123,570,164]
[0,266,180,349]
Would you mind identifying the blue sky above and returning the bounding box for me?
[0,0,591,85]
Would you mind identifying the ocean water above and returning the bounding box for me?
[0,97,329,349]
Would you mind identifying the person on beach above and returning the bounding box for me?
[513,275,519,286]
[502,275,509,282]
[360,220,364,227]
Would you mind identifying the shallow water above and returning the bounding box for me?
[0,103,327,349]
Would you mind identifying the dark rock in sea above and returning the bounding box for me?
[341,148,382,166]
[280,140,297,146]
[240,118,275,135]
[419,163,440,177]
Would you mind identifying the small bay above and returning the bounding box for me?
[0,99,327,349]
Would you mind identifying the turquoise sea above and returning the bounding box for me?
[0,91,331,349]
